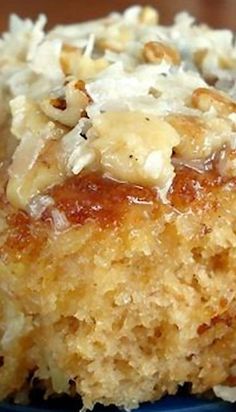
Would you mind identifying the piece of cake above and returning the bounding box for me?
[1,6,236,409]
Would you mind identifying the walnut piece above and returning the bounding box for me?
[192,87,236,116]
[143,41,181,65]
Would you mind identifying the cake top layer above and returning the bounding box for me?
[1,6,236,208]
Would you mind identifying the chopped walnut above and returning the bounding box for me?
[74,80,92,102]
[74,79,86,91]
[192,87,236,116]
[40,80,89,128]
[50,98,67,111]
[143,41,181,65]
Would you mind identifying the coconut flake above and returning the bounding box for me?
[86,61,171,117]
[144,150,164,179]
[30,39,64,83]
[172,157,212,173]
[86,63,205,118]
[27,14,47,61]
[9,121,55,179]
[83,33,95,58]
[51,208,70,232]
[62,118,96,175]
[27,194,55,219]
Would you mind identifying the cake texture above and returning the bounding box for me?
[2,5,236,409]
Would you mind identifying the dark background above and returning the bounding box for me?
[0,0,235,31]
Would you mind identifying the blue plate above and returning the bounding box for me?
[0,395,235,412]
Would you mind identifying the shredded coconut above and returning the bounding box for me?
[30,39,64,83]
[51,208,70,232]
[27,194,55,219]
[62,118,96,175]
